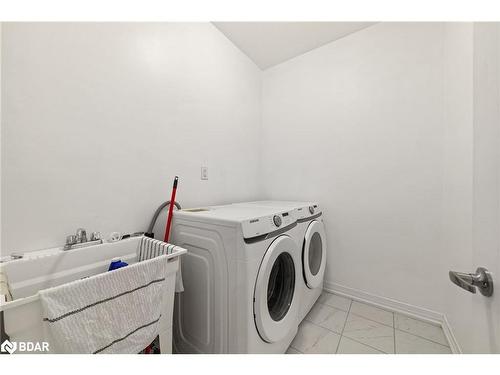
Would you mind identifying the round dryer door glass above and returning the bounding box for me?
[303,220,327,289]
[267,252,295,321]
[308,232,323,276]
[254,235,300,343]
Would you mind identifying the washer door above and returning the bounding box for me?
[254,235,300,343]
[303,220,327,289]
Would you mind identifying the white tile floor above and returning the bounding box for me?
[287,291,452,354]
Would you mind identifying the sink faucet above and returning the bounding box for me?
[65,228,102,251]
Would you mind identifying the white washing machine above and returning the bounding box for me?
[232,201,327,321]
[170,204,302,353]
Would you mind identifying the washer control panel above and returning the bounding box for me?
[241,211,295,239]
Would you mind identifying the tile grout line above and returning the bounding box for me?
[394,314,450,347]
[288,344,303,353]
[335,299,353,354]
[304,317,386,354]
[339,302,389,354]
[293,292,450,354]
[325,292,450,348]
[326,290,441,327]
[327,291,443,330]
[335,298,391,354]
[316,299,351,313]
[289,339,304,353]
[340,337,387,354]
[310,297,392,354]
[299,316,450,354]
[393,312,396,354]
[394,314,450,348]
[340,313,392,354]
[394,327,451,348]
[347,310,394,329]
[345,311,449,350]
[302,317,344,337]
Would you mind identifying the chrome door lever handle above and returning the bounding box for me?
[449,267,493,297]
[449,271,476,294]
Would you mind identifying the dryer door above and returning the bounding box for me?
[303,220,327,289]
[254,235,300,343]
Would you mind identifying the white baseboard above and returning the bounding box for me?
[441,314,462,354]
[323,281,462,354]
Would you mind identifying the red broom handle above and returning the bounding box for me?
[163,176,179,242]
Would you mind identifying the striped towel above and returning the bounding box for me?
[140,236,185,293]
[39,254,168,354]
[138,236,179,261]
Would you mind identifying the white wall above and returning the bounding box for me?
[261,22,500,353]
[1,23,262,255]
[261,23,472,317]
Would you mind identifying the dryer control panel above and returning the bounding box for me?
[295,203,321,220]
[241,211,296,239]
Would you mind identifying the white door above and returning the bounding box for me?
[302,220,327,289]
[469,22,500,353]
[254,235,300,343]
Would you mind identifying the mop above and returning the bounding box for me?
[163,176,179,242]
[143,176,179,354]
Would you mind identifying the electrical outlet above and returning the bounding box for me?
[201,166,208,180]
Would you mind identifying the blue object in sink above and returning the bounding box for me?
[108,259,128,271]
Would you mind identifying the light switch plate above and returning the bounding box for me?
[201,166,208,180]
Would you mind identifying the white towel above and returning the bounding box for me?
[39,255,168,354]
[139,237,184,293]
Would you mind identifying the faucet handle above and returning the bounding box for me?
[90,231,101,241]
[66,235,77,246]
[76,228,87,243]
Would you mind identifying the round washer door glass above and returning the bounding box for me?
[303,220,327,289]
[254,235,300,343]
[267,252,295,321]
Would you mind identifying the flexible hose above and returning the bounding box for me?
[145,200,181,237]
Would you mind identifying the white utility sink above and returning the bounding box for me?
[0,236,186,354]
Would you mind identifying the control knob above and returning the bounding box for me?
[273,215,282,227]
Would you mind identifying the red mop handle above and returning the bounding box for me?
[163,176,179,242]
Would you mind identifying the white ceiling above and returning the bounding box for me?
[213,22,376,70]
